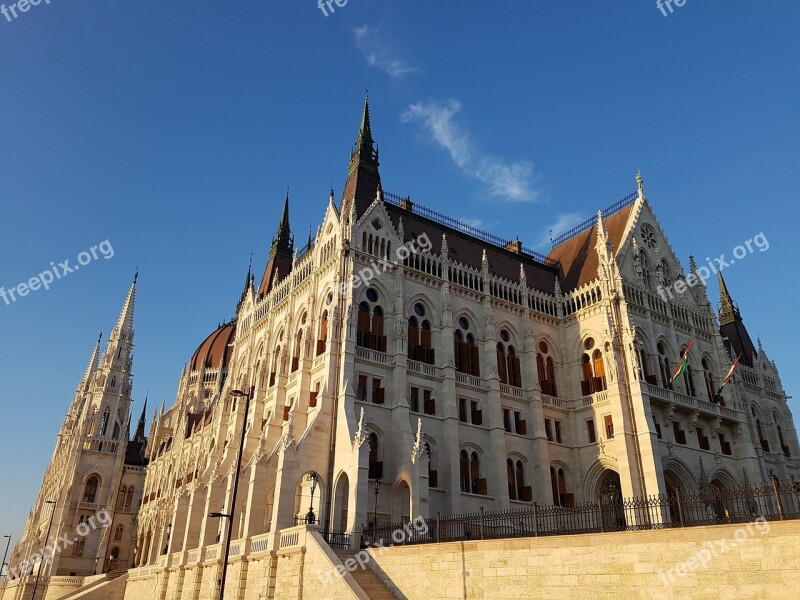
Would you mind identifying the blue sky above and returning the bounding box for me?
[1,1,799,543]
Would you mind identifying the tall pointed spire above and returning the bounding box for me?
[717,272,757,367]
[135,395,148,441]
[237,256,254,313]
[80,332,102,387]
[257,191,295,296]
[111,272,137,342]
[274,190,293,252]
[351,92,377,170]
[341,92,382,219]
[718,272,736,325]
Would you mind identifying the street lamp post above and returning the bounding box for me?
[306,472,319,524]
[372,479,382,531]
[208,388,252,600]
[31,500,55,600]
[1,534,11,584]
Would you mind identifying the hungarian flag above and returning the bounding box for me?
[712,355,741,404]
[670,340,695,383]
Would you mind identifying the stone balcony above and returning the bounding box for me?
[644,382,741,422]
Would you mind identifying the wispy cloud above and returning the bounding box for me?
[354,25,419,78]
[401,99,539,202]
[459,218,484,229]
[533,212,585,249]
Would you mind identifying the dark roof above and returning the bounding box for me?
[190,322,236,372]
[124,439,148,467]
[548,203,634,291]
[383,197,559,293]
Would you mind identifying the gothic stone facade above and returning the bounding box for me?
[2,281,148,600]
[2,99,798,600]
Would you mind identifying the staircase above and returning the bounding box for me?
[333,550,398,600]
[55,571,128,599]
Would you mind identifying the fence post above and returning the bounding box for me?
[597,497,604,533]
[532,503,539,537]
[479,507,485,540]
[436,512,440,544]
[771,478,785,520]
[675,488,684,527]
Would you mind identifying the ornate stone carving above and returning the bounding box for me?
[410,418,424,464]
[352,407,367,451]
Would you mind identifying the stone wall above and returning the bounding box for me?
[365,520,800,599]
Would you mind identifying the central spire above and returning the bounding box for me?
[274,190,293,253]
[350,93,378,172]
[341,92,383,220]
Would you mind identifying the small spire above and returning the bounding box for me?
[135,394,148,441]
[718,272,737,325]
[273,190,293,252]
[636,168,644,197]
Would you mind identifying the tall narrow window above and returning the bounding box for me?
[357,292,387,352]
[100,408,110,436]
[317,310,328,356]
[368,433,383,479]
[126,486,134,508]
[83,476,99,503]
[454,318,479,376]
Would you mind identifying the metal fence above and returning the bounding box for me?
[360,479,800,548]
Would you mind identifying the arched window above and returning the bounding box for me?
[507,458,529,501]
[114,525,124,541]
[317,310,328,356]
[756,419,770,452]
[368,432,382,479]
[83,476,99,503]
[424,442,437,487]
[497,333,522,387]
[639,250,652,290]
[269,341,281,387]
[100,408,110,436]
[638,339,656,385]
[680,347,696,397]
[702,358,717,402]
[536,341,557,396]
[117,486,127,509]
[408,304,434,365]
[657,342,671,389]
[126,486,134,508]
[459,449,485,495]
[357,291,387,352]
[291,329,303,372]
[777,425,790,457]
[579,339,606,395]
[550,467,570,506]
[659,259,673,287]
[454,318,479,376]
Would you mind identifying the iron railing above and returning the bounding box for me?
[550,190,639,248]
[383,190,558,267]
[360,479,800,548]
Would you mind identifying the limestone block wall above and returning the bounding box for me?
[365,521,800,599]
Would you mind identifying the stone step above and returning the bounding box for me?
[334,551,397,600]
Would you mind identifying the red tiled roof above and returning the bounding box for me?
[547,204,634,291]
